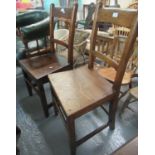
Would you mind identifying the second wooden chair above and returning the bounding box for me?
[19,4,78,117]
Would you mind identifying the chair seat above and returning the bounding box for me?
[19,53,68,80]
[48,65,114,117]
[98,67,132,85]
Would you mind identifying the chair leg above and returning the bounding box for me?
[23,71,33,96]
[120,94,132,114]
[68,118,76,155]
[50,85,58,116]
[37,82,49,118]
[109,98,118,130]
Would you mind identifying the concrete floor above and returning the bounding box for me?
[16,66,138,155]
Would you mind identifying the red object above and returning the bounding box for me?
[16,2,33,10]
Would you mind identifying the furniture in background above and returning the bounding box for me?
[76,3,96,29]
[120,86,138,114]
[57,29,90,67]
[16,10,48,36]
[72,29,90,66]
[16,10,49,63]
[80,1,112,31]
[84,29,114,55]
[20,16,51,58]
[48,3,138,155]
[19,3,78,117]
[98,26,138,101]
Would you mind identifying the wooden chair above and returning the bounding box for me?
[48,3,138,155]
[19,4,78,117]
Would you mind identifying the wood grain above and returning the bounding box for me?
[49,65,114,118]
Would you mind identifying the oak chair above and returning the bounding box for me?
[48,2,138,155]
[19,3,78,117]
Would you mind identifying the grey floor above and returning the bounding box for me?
[16,66,138,155]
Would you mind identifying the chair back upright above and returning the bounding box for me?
[50,3,78,66]
[88,2,138,92]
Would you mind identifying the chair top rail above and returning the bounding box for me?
[97,7,137,28]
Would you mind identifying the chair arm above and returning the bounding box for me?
[21,17,50,41]
[16,10,49,28]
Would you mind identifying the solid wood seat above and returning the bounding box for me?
[98,67,132,85]
[20,53,68,80]
[49,65,114,117]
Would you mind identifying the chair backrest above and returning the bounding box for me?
[50,3,78,65]
[88,2,138,92]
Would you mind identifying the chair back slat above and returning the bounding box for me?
[50,3,78,65]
